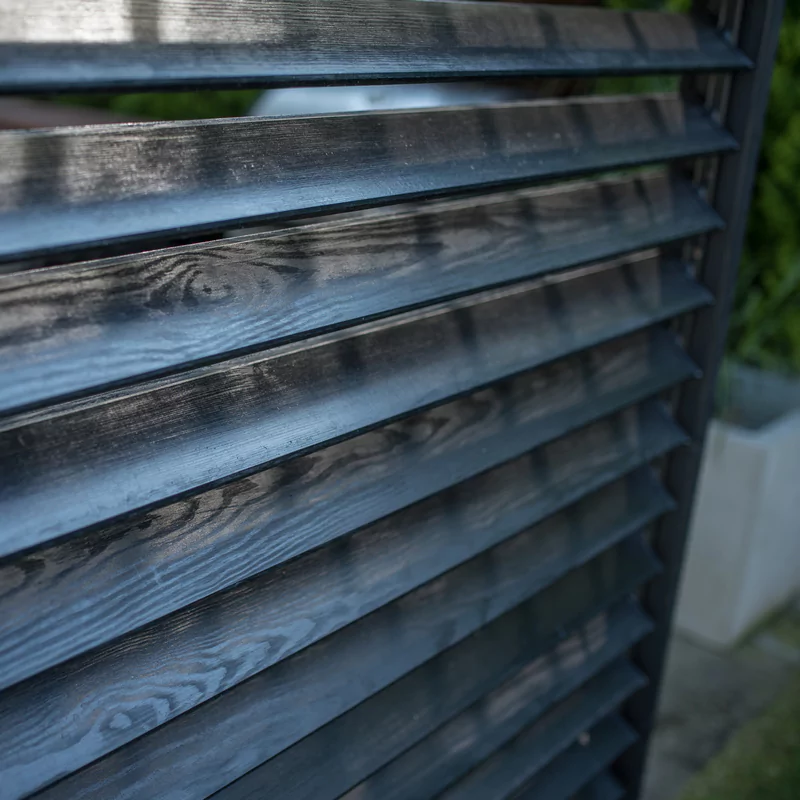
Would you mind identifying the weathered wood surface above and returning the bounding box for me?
[0,435,672,796]
[0,1,759,798]
[0,94,736,261]
[514,714,638,800]
[0,330,688,691]
[214,599,651,800]
[513,715,637,800]
[345,660,645,800]
[30,531,660,799]
[0,1,749,92]
[0,253,707,557]
[0,172,720,415]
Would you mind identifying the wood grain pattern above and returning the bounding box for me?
[0,94,736,261]
[0,3,754,798]
[0,409,675,797]
[435,662,645,800]
[213,599,651,800]
[0,0,749,92]
[512,715,637,800]
[0,329,689,691]
[30,527,660,800]
[0,171,721,415]
[0,253,708,557]
[345,660,644,800]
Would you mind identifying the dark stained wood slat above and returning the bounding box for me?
[573,773,626,800]
[434,662,645,800]
[0,1,750,93]
[30,527,661,800]
[0,331,689,692]
[0,171,721,416]
[0,254,708,557]
[0,94,737,262]
[0,422,672,795]
[347,660,643,800]
[219,600,652,800]
[0,411,674,795]
[512,715,637,800]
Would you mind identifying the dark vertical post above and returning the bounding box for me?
[617,0,784,797]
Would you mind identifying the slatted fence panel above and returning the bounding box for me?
[0,1,781,798]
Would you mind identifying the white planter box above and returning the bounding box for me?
[676,365,800,648]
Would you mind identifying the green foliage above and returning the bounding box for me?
[605,0,690,12]
[58,89,262,121]
[680,670,800,800]
[729,0,800,374]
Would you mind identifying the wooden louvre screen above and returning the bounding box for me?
[0,1,782,799]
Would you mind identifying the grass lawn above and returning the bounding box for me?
[679,669,800,800]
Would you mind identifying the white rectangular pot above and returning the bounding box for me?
[676,365,800,648]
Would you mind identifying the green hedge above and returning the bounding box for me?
[731,1,800,374]
[59,89,262,121]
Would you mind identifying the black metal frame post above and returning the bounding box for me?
[617,0,785,796]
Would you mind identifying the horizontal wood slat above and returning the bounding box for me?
[213,599,652,800]
[0,253,707,557]
[0,330,688,690]
[0,2,767,798]
[334,620,646,800]
[30,525,660,799]
[0,94,736,262]
[574,773,626,800]
[512,715,637,800]
[435,662,645,800]
[357,659,642,800]
[0,171,721,415]
[0,1,750,92]
[0,436,671,795]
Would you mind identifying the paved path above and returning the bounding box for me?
[643,598,800,800]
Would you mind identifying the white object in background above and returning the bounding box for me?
[250,83,526,117]
[229,83,529,239]
[676,398,800,648]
